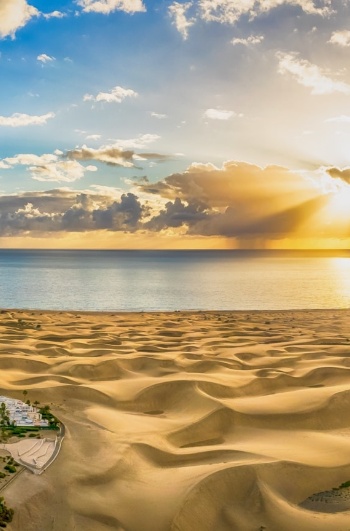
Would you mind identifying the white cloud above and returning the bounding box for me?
[3,153,57,166]
[199,0,254,23]
[168,0,333,37]
[325,115,350,123]
[43,11,66,19]
[328,30,350,47]
[0,0,39,39]
[151,112,168,119]
[0,112,55,127]
[77,0,146,14]
[204,108,235,120]
[30,161,97,182]
[89,184,125,197]
[169,2,195,40]
[198,0,332,24]
[15,203,45,218]
[112,133,160,149]
[0,150,97,183]
[67,138,168,168]
[231,35,264,46]
[276,52,350,95]
[68,144,135,167]
[37,54,55,63]
[86,134,102,140]
[83,85,138,103]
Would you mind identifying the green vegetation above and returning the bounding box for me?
[4,466,15,474]
[0,497,13,528]
[0,426,40,441]
[0,404,10,429]
[338,480,350,489]
[332,480,350,491]
[39,405,59,430]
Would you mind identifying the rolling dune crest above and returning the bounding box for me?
[1,310,350,530]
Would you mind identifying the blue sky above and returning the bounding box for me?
[1,0,350,248]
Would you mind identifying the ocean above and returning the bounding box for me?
[1,249,350,311]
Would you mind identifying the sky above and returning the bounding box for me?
[1,0,350,248]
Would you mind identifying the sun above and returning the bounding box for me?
[326,180,350,221]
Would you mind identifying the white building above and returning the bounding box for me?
[0,396,49,428]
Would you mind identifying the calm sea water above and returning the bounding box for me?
[1,249,350,311]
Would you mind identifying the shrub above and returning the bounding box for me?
[0,496,14,527]
[4,465,16,474]
[339,480,350,489]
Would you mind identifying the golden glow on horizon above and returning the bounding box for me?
[0,232,233,250]
[1,165,350,250]
[325,183,350,220]
[329,258,350,301]
[3,232,350,250]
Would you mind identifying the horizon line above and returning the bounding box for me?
[0,248,349,252]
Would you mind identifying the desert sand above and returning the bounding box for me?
[2,309,350,530]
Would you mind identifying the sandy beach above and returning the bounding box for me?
[1,309,350,530]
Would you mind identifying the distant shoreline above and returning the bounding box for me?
[2,308,350,315]
[0,248,350,254]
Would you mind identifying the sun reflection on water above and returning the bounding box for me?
[328,258,350,305]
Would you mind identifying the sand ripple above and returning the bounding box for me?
[2,309,350,530]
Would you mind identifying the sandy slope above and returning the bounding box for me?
[2,309,350,530]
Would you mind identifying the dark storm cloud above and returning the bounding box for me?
[0,161,334,242]
[145,198,209,231]
[0,190,146,235]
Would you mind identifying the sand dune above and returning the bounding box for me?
[2,310,350,529]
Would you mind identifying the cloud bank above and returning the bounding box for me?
[169,0,333,38]
[0,161,341,246]
[0,189,146,236]
[198,0,332,23]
